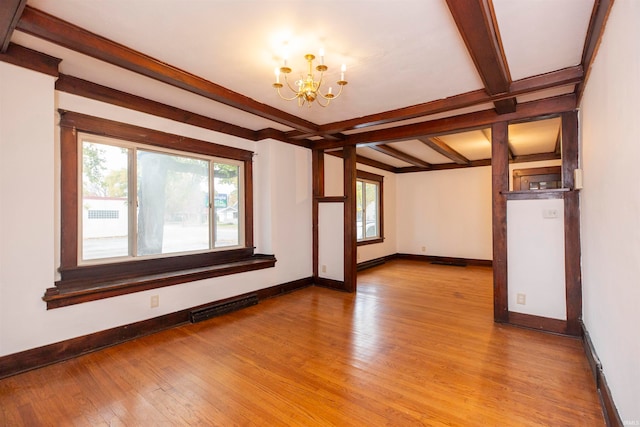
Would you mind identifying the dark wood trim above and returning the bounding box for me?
[343,145,357,293]
[316,94,577,150]
[0,42,60,76]
[509,65,582,93]
[55,111,262,308]
[355,154,397,173]
[356,238,384,247]
[312,149,324,279]
[491,121,509,323]
[505,189,568,200]
[562,111,582,336]
[369,144,431,168]
[357,254,397,271]
[445,0,515,114]
[396,159,493,173]
[1,276,313,379]
[598,368,624,427]
[511,152,562,163]
[507,312,568,336]
[315,196,346,203]
[577,0,615,104]
[55,74,258,143]
[0,0,26,52]
[356,169,384,246]
[356,169,383,182]
[420,137,470,165]
[17,6,319,134]
[244,160,255,250]
[45,255,277,309]
[313,277,347,291]
[254,128,313,149]
[308,67,583,139]
[60,110,253,161]
[326,150,397,174]
[395,253,492,268]
[581,321,624,427]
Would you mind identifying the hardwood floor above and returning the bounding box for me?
[0,260,604,426]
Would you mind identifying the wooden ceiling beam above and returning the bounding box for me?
[315,94,577,150]
[419,137,470,165]
[298,66,582,140]
[369,144,431,168]
[0,42,60,76]
[445,0,515,114]
[16,6,320,134]
[576,0,615,103]
[325,150,397,173]
[0,0,26,52]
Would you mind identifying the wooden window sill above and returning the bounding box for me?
[357,238,384,246]
[43,254,276,309]
[503,188,571,200]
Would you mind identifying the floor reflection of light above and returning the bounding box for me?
[350,291,382,364]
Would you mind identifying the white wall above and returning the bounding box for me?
[0,63,312,356]
[579,0,640,422]
[507,199,566,320]
[396,167,493,260]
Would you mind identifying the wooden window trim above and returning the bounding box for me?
[356,170,384,246]
[45,110,273,309]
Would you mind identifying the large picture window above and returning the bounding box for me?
[45,111,275,309]
[356,170,384,245]
[80,135,243,262]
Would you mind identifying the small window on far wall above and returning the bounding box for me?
[356,170,383,245]
[512,166,562,191]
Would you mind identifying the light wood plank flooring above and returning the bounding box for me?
[0,260,604,426]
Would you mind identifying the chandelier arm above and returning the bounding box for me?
[282,74,301,94]
[275,86,301,102]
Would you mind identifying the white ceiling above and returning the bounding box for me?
[11,0,596,169]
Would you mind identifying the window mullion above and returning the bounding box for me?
[210,161,215,249]
[130,147,138,257]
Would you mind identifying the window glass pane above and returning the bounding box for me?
[82,142,129,260]
[356,180,364,240]
[137,150,210,256]
[365,182,378,238]
[213,162,239,247]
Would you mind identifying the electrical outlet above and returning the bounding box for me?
[516,293,526,305]
[321,265,327,273]
[150,295,159,308]
[421,246,426,252]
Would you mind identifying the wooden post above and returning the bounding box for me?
[562,110,582,336]
[491,121,509,323]
[312,149,324,280]
[343,146,357,292]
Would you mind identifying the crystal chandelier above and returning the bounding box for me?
[273,49,347,107]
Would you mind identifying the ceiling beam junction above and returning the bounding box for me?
[445,0,516,114]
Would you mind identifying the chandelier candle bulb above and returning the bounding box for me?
[274,67,280,84]
[319,48,325,65]
[341,64,346,81]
